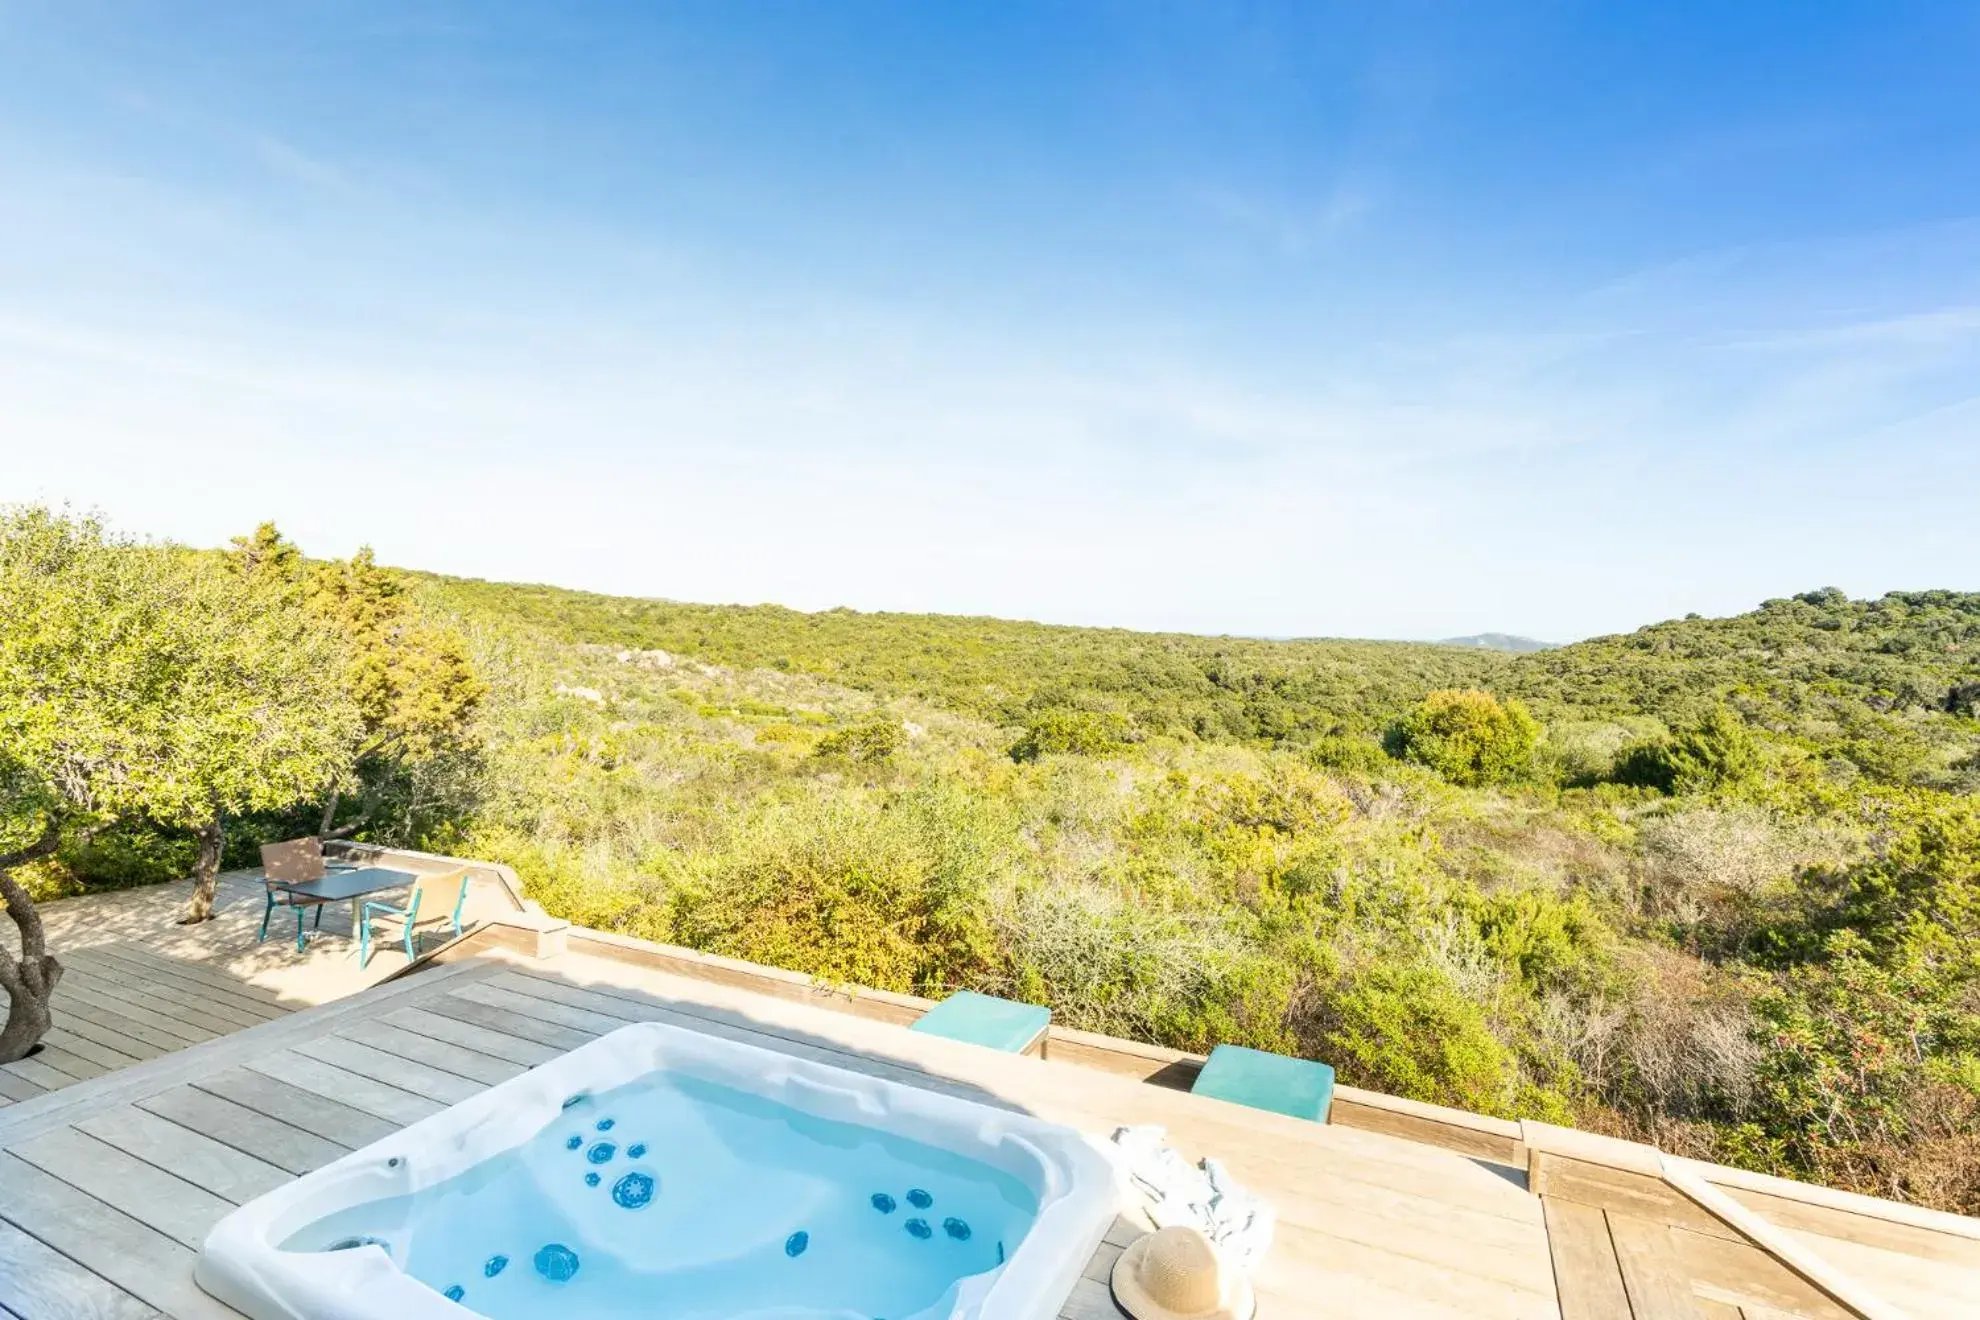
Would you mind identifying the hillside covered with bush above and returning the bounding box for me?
[7,512,1979,1211]
[411,572,1980,1211]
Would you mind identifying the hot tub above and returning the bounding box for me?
[195,1020,1120,1319]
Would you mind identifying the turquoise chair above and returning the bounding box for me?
[360,868,470,968]
[910,990,1051,1054]
[1191,1044,1335,1121]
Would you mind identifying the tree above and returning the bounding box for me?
[0,758,65,1062]
[1385,689,1541,786]
[229,530,484,836]
[0,507,359,951]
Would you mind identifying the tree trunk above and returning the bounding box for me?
[0,822,65,1064]
[178,812,226,924]
[319,786,341,838]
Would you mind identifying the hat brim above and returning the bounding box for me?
[1109,1234,1258,1320]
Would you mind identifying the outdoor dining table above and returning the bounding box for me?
[273,866,418,949]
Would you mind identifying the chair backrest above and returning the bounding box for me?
[260,837,327,886]
[406,868,470,927]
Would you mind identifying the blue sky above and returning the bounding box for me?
[2,2,1976,642]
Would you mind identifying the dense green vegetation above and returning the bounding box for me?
[7,512,1980,1211]
[418,574,1980,1211]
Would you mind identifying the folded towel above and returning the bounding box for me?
[1108,1125,1275,1270]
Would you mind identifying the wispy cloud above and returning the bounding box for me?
[1190,177,1377,256]
[245,132,355,195]
[1728,306,1980,352]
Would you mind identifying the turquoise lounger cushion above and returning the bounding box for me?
[1192,1044,1334,1121]
[910,991,1051,1053]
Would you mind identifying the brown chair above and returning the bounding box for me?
[258,837,352,951]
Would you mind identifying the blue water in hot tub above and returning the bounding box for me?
[281,1073,1039,1319]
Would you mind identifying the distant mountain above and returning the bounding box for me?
[1440,633,1557,653]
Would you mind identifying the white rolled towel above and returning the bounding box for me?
[1108,1125,1275,1270]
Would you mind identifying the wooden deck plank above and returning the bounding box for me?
[243,1049,442,1128]
[62,950,286,1026]
[77,943,291,1010]
[0,1153,234,1320]
[52,983,219,1047]
[2,1054,88,1091]
[1782,1226,1980,1318]
[6,1127,234,1250]
[379,1004,564,1067]
[1243,1221,1553,1319]
[45,996,202,1057]
[44,1015,163,1063]
[0,1216,161,1320]
[57,961,272,1034]
[1057,1275,1128,1320]
[137,1083,349,1177]
[0,959,495,1150]
[0,1060,48,1108]
[1534,1154,1743,1243]
[75,1105,290,1206]
[422,992,599,1051]
[1544,1197,1632,1320]
[1669,1225,1855,1320]
[1728,1182,1980,1271]
[1609,1212,1707,1319]
[36,1044,115,1082]
[40,1029,144,1074]
[0,1069,48,1104]
[333,1018,527,1087]
[188,1065,392,1150]
[473,976,934,1081]
[449,976,636,1034]
[288,1035,485,1105]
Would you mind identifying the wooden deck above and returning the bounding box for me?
[1,867,528,1109]
[2,878,1977,1319]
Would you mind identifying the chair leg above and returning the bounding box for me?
[294,907,307,954]
[259,892,274,943]
[360,916,371,968]
[404,925,417,964]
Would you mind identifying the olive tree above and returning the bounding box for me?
[0,760,67,1062]
[0,508,359,1058]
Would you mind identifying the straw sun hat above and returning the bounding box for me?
[1110,1226,1258,1320]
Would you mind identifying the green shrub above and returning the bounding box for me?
[14,820,198,901]
[1326,961,1517,1115]
[814,717,903,763]
[1385,689,1541,786]
[67,822,198,887]
[1466,886,1606,991]
[667,790,1000,994]
[1306,734,1389,774]
[1008,708,1129,762]
[1615,707,1760,795]
[1747,932,1970,1175]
